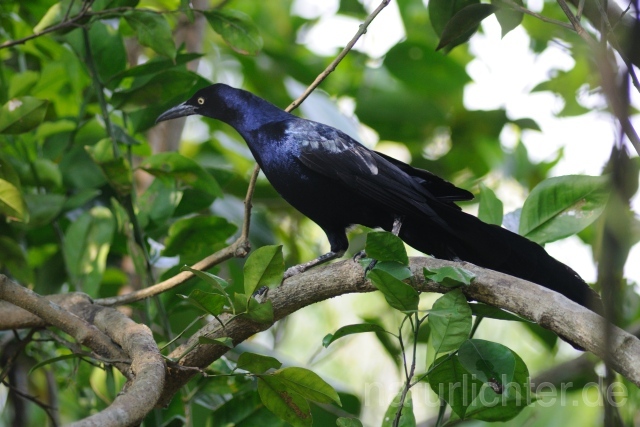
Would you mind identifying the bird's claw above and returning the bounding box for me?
[283,265,305,280]
[252,286,269,303]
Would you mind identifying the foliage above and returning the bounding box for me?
[0,0,638,426]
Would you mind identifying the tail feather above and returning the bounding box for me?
[399,205,601,311]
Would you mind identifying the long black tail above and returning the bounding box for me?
[399,204,601,311]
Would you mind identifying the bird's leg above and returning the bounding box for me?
[365,216,404,272]
[283,250,346,279]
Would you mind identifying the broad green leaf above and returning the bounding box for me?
[469,303,530,322]
[24,193,65,228]
[243,245,284,295]
[458,339,516,387]
[63,206,115,295]
[423,266,475,287]
[107,53,202,88]
[436,4,497,51]
[428,355,483,419]
[519,175,609,244]
[0,178,27,222]
[234,293,249,313]
[179,289,227,315]
[88,21,127,83]
[338,0,367,18]
[429,289,472,355]
[124,10,176,59]
[464,350,531,421]
[181,266,230,295]
[371,261,412,280]
[322,323,390,348]
[274,367,341,405]
[429,0,478,36]
[337,418,363,427]
[246,298,274,324]
[162,216,237,264]
[137,177,183,230]
[365,231,408,265]
[0,236,33,284]
[381,390,415,427]
[204,10,263,55]
[257,376,312,427]
[9,71,40,98]
[199,336,234,348]
[368,269,419,312]
[478,184,503,226]
[139,152,223,197]
[86,138,133,196]
[237,352,282,374]
[0,97,49,134]
[493,0,524,38]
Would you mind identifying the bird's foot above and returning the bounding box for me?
[352,250,367,261]
[283,264,306,280]
[364,259,378,274]
[252,286,269,302]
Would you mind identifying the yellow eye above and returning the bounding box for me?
[197,97,205,105]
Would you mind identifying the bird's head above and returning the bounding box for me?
[156,83,238,124]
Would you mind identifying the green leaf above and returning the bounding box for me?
[0,97,49,134]
[429,0,478,36]
[274,367,341,406]
[243,245,284,295]
[163,216,237,264]
[204,10,263,55]
[519,175,610,244]
[365,231,408,265]
[63,206,115,295]
[337,418,363,427]
[0,237,33,284]
[458,339,516,387]
[123,10,176,59]
[246,298,274,324]
[24,193,65,228]
[88,21,127,83]
[181,266,230,295]
[234,293,249,313]
[429,289,472,355]
[179,289,227,315]
[423,266,475,287]
[86,139,133,196]
[237,352,282,374]
[139,152,223,197]
[322,323,390,348]
[0,178,27,222]
[436,4,497,51]
[137,177,183,230]
[381,390,415,427]
[492,0,524,38]
[257,376,312,427]
[199,336,234,348]
[478,184,503,226]
[368,269,419,312]
[371,261,412,280]
[428,355,483,419]
[464,349,531,421]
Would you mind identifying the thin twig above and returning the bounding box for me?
[0,3,89,49]
[286,0,391,111]
[2,379,59,426]
[501,0,573,29]
[556,0,640,155]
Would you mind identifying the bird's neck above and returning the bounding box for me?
[221,91,292,135]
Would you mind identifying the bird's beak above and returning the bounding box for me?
[156,102,198,124]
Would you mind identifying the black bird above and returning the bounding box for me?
[157,83,599,310]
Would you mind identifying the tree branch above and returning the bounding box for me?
[0,275,131,377]
[154,257,640,406]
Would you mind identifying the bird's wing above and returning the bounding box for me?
[290,120,453,226]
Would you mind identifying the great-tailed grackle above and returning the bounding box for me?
[157,83,599,309]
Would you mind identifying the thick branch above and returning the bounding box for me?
[69,305,165,427]
[0,275,131,377]
[156,257,640,406]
